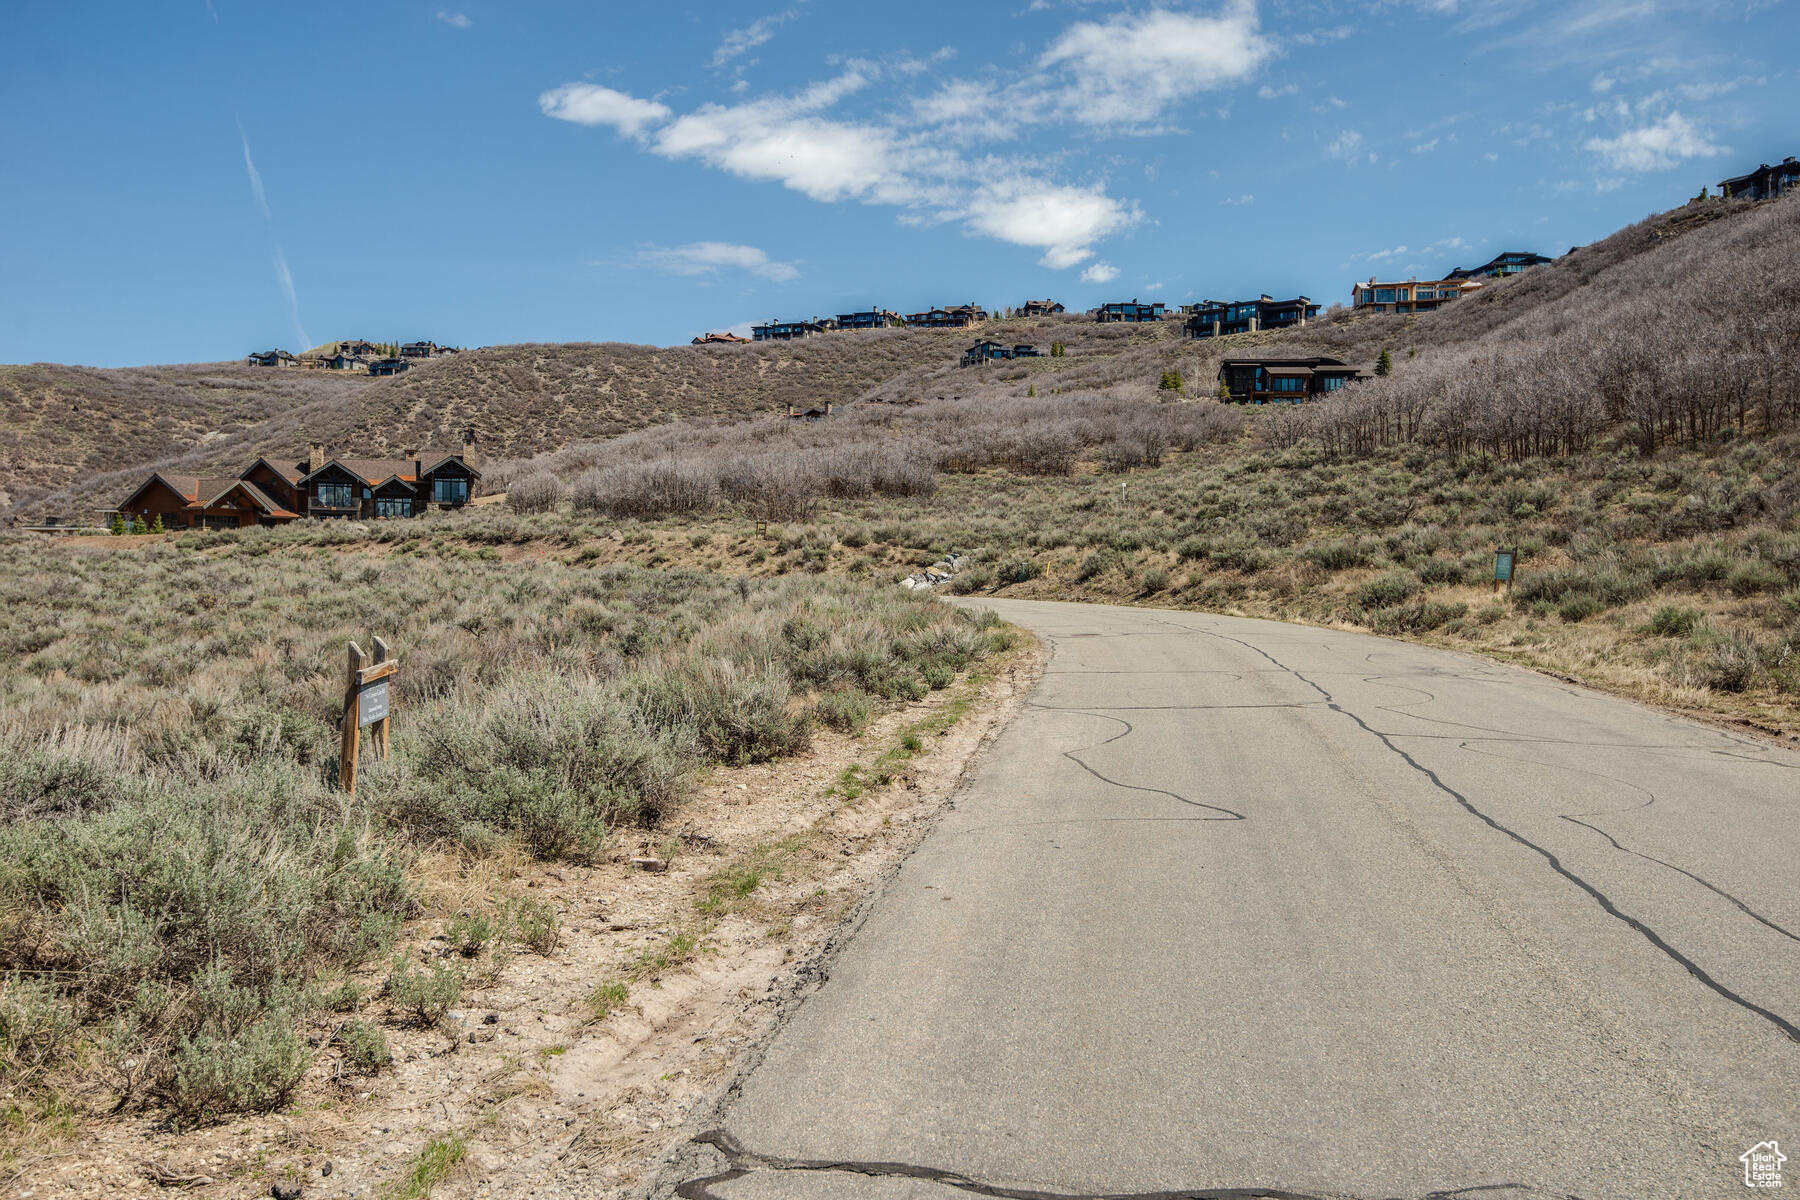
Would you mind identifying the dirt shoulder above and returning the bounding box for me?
[8,636,1041,1200]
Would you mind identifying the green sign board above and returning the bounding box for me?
[1494,548,1517,583]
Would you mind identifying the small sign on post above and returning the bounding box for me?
[339,636,397,794]
[1494,547,1518,596]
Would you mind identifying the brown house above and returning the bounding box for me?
[114,473,302,530]
[113,430,484,529]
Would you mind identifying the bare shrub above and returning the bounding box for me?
[507,471,564,514]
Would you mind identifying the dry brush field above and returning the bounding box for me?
[0,540,1015,1155]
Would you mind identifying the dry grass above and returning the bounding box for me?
[0,540,1010,1128]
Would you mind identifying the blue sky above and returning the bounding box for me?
[0,1,1792,366]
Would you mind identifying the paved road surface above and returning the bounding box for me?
[666,601,1799,1200]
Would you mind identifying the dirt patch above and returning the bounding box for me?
[8,637,1042,1200]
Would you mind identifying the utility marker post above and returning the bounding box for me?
[1494,548,1518,597]
[339,636,397,794]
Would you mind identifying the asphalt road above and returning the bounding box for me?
[667,600,1799,1200]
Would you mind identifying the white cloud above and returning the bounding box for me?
[538,84,673,138]
[1257,82,1298,99]
[961,177,1138,269]
[436,11,471,28]
[1080,261,1120,284]
[652,82,925,204]
[639,241,799,282]
[1221,193,1254,205]
[1582,111,1724,172]
[239,129,271,223]
[712,9,800,68]
[1411,138,1439,154]
[1325,129,1364,159]
[1039,2,1277,127]
[913,80,997,125]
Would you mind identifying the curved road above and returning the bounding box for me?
[667,600,1799,1200]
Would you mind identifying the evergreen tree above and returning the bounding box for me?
[110,512,126,537]
[1028,383,1036,397]
[1376,349,1393,376]
[130,514,148,535]
[149,513,165,535]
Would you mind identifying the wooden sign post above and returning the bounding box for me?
[339,636,397,794]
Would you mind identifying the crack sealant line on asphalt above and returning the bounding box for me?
[1024,703,1245,821]
[1453,738,1800,945]
[1187,624,1800,1045]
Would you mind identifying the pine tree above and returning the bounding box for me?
[110,512,126,537]
[130,514,148,535]
[1028,384,1036,397]
[1376,349,1393,377]
[149,513,165,535]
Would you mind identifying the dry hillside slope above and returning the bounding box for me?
[8,191,1792,521]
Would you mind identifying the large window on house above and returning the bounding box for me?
[1271,377,1306,393]
[375,497,411,519]
[1319,376,1347,391]
[433,476,470,505]
[316,482,354,508]
[1375,288,1396,303]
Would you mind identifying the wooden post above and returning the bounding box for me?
[340,640,367,794]
[370,636,392,762]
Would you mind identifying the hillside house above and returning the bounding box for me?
[368,357,410,376]
[960,340,1012,367]
[691,331,750,345]
[400,341,441,359]
[1184,295,1318,338]
[291,432,482,519]
[835,307,905,330]
[1020,299,1065,317]
[247,349,298,367]
[904,303,987,328]
[1012,344,1042,358]
[1444,251,1551,281]
[1096,300,1166,323]
[1216,357,1373,403]
[752,318,828,341]
[113,473,302,530]
[1350,278,1476,314]
[324,352,369,371]
[785,402,835,421]
[1719,158,1800,201]
[114,433,484,528]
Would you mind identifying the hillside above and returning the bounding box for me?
[0,362,370,512]
[7,191,1791,523]
[4,329,1004,520]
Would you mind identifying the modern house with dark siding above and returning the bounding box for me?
[752,318,829,341]
[1020,299,1065,317]
[1216,357,1372,403]
[1184,295,1318,338]
[904,303,986,328]
[1719,158,1800,201]
[1096,299,1166,323]
[1443,251,1551,281]
[834,308,905,330]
